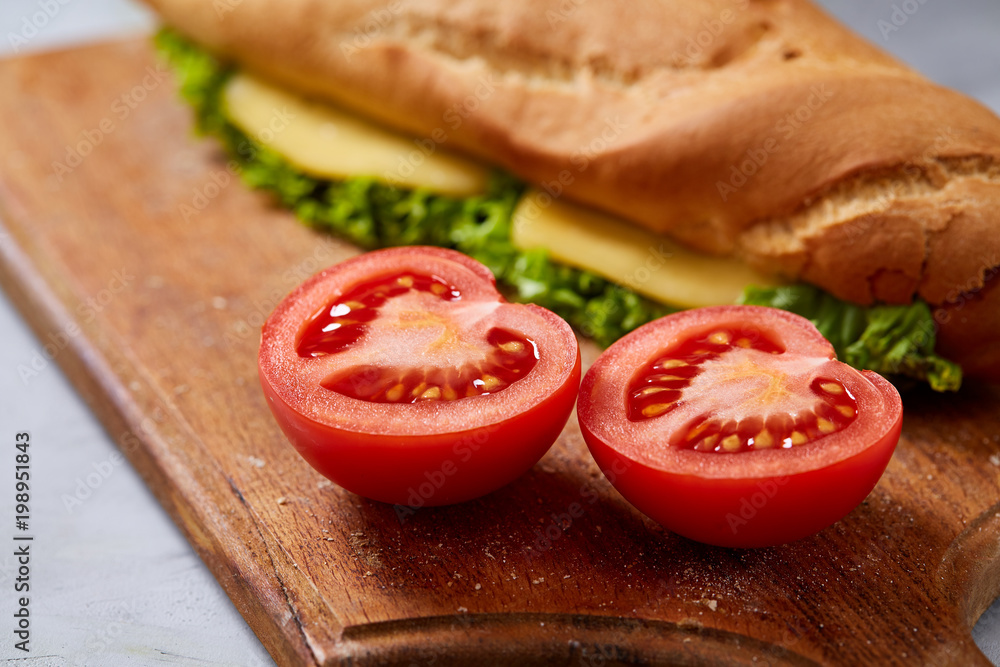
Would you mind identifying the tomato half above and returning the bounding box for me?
[577,305,902,548]
[259,246,581,506]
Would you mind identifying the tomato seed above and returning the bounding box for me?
[646,374,687,383]
[418,387,441,401]
[686,420,712,441]
[641,402,677,418]
[708,331,731,345]
[720,435,740,452]
[753,430,774,449]
[695,434,720,451]
[633,386,672,399]
[500,340,525,353]
[646,374,691,386]
[478,375,502,391]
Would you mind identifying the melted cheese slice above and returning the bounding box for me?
[222,73,490,196]
[512,190,778,308]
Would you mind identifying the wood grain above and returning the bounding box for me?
[1,39,999,666]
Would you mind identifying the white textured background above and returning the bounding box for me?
[0,0,998,664]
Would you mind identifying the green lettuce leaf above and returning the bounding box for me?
[740,285,961,391]
[155,28,961,390]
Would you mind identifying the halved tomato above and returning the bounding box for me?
[259,246,581,506]
[577,305,902,548]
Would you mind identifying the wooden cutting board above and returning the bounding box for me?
[2,39,1000,666]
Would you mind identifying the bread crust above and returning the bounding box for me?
[936,272,1000,380]
[144,0,1000,368]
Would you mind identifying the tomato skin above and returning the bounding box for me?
[259,246,581,506]
[584,371,900,547]
[261,354,580,506]
[577,306,903,548]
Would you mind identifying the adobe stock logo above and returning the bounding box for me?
[876,0,931,40]
[50,64,169,183]
[669,0,751,67]
[725,476,789,535]
[716,85,835,202]
[393,423,502,523]
[6,0,74,54]
[338,1,404,60]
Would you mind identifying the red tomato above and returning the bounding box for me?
[259,246,581,506]
[577,305,902,548]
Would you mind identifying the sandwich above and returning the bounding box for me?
[142,0,1000,392]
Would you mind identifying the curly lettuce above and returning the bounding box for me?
[154,28,962,390]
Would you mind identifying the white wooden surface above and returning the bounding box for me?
[0,0,998,664]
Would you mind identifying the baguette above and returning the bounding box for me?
[142,0,1000,377]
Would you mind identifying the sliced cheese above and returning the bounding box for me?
[222,73,490,196]
[511,189,778,309]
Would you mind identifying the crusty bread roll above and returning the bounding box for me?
[936,275,1000,380]
[143,0,1000,372]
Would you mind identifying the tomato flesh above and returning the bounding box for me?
[628,326,859,454]
[297,271,540,402]
[297,272,461,357]
[578,305,902,548]
[259,247,581,506]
